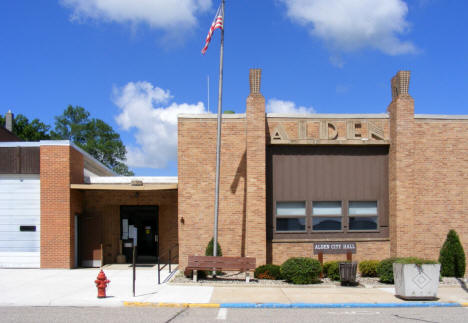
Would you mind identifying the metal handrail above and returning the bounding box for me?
[157,243,179,284]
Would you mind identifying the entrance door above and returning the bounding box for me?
[120,206,159,263]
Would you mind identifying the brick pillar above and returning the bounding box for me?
[387,71,415,258]
[40,144,83,268]
[245,69,267,265]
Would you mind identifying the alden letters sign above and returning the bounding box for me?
[313,242,357,254]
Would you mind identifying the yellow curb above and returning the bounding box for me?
[123,302,220,308]
[158,302,188,308]
[460,303,468,307]
[188,303,220,308]
[124,301,153,307]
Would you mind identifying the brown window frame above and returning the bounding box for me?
[311,200,344,233]
[347,200,379,232]
[274,201,307,233]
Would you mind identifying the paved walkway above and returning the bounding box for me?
[0,266,177,307]
[0,268,467,307]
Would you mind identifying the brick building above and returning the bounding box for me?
[177,69,468,273]
[1,69,467,273]
[0,139,177,268]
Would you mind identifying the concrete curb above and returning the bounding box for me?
[124,302,220,308]
[124,301,464,309]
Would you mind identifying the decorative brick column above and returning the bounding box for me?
[40,143,83,268]
[387,71,416,258]
[245,69,267,265]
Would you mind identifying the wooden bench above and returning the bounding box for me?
[186,256,256,282]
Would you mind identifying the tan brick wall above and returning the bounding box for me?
[388,93,468,272]
[387,95,416,257]
[246,93,267,265]
[40,146,83,268]
[271,241,391,265]
[82,190,178,264]
[411,119,468,263]
[178,117,247,269]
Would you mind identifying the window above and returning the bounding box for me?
[276,202,306,232]
[312,201,342,231]
[348,201,378,231]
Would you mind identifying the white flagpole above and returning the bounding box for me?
[213,0,225,264]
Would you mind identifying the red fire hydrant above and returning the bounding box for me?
[95,270,110,298]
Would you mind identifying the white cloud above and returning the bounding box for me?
[60,0,212,31]
[280,0,417,55]
[267,99,316,114]
[114,81,206,169]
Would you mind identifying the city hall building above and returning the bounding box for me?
[1,70,467,273]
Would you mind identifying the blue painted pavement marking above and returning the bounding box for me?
[220,302,461,309]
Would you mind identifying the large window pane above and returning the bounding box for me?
[313,201,341,215]
[349,201,377,215]
[349,216,378,230]
[312,217,341,231]
[277,202,306,216]
[277,218,306,232]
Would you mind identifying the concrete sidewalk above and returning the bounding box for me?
[0,266,177,307]
[1,268,467,308]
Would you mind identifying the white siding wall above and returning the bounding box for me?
[0,174,40,268]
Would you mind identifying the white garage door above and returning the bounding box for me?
[0,174,40,268]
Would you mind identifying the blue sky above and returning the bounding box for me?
[1,1,467,176]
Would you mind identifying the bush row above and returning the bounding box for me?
[188,230,465,283]
[255,258,436,284]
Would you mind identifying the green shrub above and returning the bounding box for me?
[280,257,322,284]
[322,261,340,281]
[394,258,438,265]
[377,257,438,283]
[205,238,222,257]
[205,238,223,276]
[359,260,380,277]
[377,258,399,283]
[254,264,282,280]
[439,230,466,278]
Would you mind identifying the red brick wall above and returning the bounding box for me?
[40,145,83,268]
[82,190,178,264]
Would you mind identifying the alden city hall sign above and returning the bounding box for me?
[313,242,357,254]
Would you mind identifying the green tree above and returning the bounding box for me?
[51,105,134,176]
[439,230,466,277]
[0,114,51,141]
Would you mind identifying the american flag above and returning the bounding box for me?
[201,4,224,55]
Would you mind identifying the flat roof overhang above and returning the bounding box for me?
[70,183,178,191]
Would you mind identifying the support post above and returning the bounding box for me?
[318,252,324,278]
[132,244,136,297]
[169,249,172,273]
[346,251,352,262]
[157,256,160,285]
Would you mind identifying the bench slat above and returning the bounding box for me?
[187,255,256,271]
